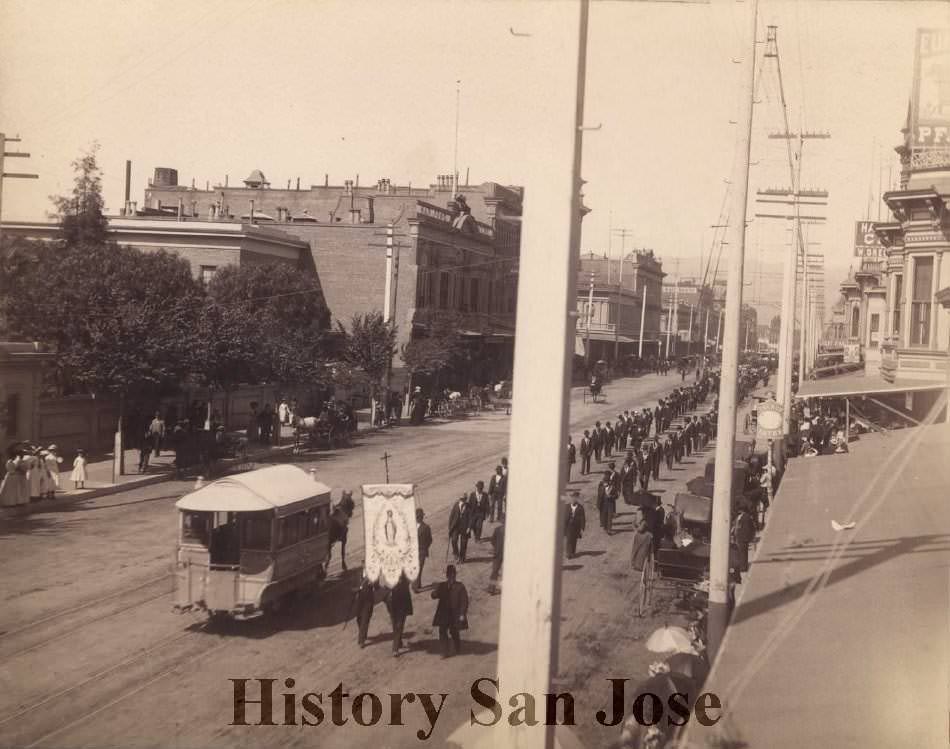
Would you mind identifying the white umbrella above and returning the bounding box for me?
[645,625,693,654]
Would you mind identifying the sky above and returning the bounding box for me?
[2,0,949,323]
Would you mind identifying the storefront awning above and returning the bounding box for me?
[795,371,946,399]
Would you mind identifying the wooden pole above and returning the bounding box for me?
[494,2,588,746]
[708,0,758,661]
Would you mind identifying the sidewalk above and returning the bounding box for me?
[0,427,302,518]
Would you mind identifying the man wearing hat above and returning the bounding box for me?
[431,565,469,658]
[563,491,586,559]
[448,494,473,564]
[414,508,433,592]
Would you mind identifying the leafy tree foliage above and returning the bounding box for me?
[204,263,331,388]
[401,313,465,380]
[49,144,109,247]
[338,311,397,394]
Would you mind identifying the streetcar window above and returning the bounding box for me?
[181,511,210,545]
[241,512,272,550]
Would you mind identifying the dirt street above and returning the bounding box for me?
[1,372,714,749]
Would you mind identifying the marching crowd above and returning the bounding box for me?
[341,363,745,661]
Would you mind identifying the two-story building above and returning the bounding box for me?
[575,250,665,366]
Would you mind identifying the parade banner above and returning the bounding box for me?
[912,28,950,148]
[361,484,419,588]
[853,220,885,259]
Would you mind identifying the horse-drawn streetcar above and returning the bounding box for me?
[173,465,332,619]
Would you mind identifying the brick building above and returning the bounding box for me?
[5,167,524,392]
[575,250,665,366]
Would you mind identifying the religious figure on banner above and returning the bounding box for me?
[362,484,420,588]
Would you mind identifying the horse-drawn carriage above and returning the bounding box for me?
[292,401,355,453]
[637,493,742,616]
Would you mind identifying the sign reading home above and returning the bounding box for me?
[854,221,886,259]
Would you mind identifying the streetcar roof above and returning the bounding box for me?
[176,464,332,516]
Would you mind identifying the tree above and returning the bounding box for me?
[186,264,332,425]
[401,313,465,391]
[337,312,397,425]
[49,144,109,247]
[2,149,203,479]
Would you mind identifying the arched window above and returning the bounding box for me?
[850,305,860,339]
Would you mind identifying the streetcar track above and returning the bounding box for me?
[7,377,695,747]
[0,573,172,641]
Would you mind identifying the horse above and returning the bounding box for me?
[327,491,356,570]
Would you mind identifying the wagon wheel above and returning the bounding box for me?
[638,556,654,617]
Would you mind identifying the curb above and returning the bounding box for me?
[0,442,306,519]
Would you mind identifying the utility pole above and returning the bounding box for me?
[452,80,461,197]
[638,279,647,359]
[671,268,679,356]
[491,2,589,746]
[760,25,830,435]
[708,0,758,661]
[585,271,594,367]
[703,308,711,362]
[0,134,39,248]
[715,309,723,352]
[687,304,695,355]
[664,259,679,359]
[612,228,634,361]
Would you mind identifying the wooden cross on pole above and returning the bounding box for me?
[380,452,391,483]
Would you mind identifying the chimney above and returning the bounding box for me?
[225,174,229,187]
[206,180,210,191]
[123,160,132,213]
[191,178,196,189]
[296,177,300,191]
[325,173,329,187]
[249,199,255,223]
[287,179,291,189]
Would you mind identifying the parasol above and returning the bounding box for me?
[645,625,694,654]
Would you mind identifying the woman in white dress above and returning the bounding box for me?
[45,445,63,498]
[0,448,30,507]
[27,449,45,500]
[71,449,88,490]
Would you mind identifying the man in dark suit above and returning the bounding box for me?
[591,422,604,463]
[414,508,433,592]
[564,491,586,559]
[384,574,413,656]
[663,433,675,471]
[352,576,377,648]
[579,431,593,475]
[566,436,577,482]
[431,565,469,658]
[489,519,505,584]
[469,481,490,541]
[488,465,504,522]
[651,436,662,480]
[621,452,637,505]
[448,495,472,563]
[637,446,652,494]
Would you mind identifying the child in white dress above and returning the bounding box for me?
[71,449,87,489]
